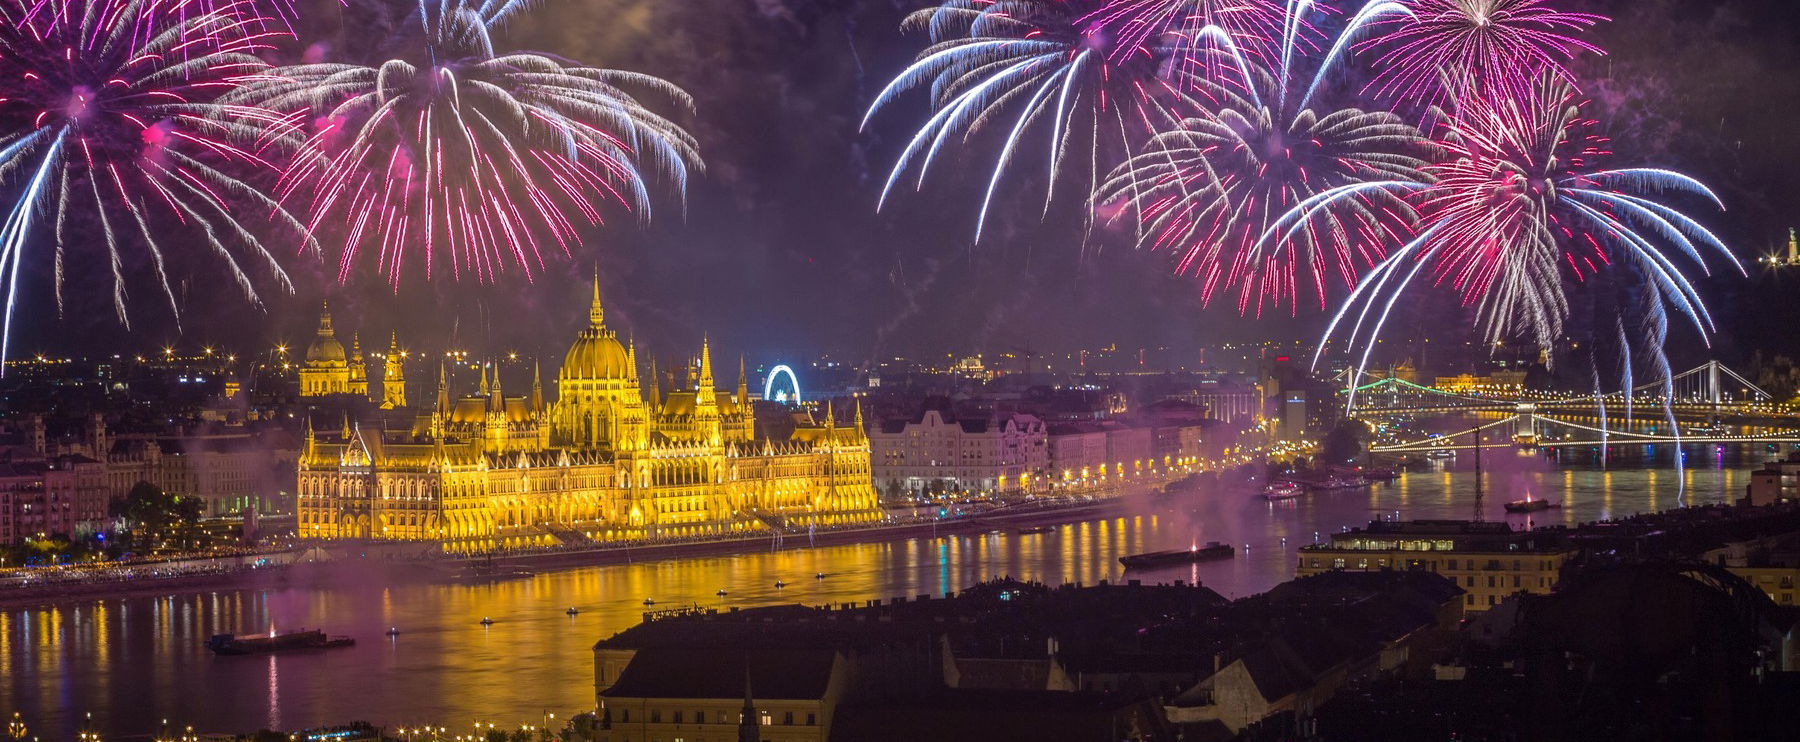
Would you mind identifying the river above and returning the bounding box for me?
[0,445,1778,740]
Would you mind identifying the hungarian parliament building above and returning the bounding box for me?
[294,283,882,550]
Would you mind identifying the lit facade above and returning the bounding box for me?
[296,283,882,549]
[380,333,407,409]
[867,409,1047,497]
[298,304,354,397]
[1295,520,1575,611]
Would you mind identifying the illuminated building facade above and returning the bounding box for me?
[381,333,407,409]
[1295,520,1576,611]
[295,282,882,549]
[297,304,353,397]
[867,405,1047,497]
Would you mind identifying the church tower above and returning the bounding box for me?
[347,334,369,397]
[381,333,406,409]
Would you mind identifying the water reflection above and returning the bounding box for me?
[0,455,1763,739]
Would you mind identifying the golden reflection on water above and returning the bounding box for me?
[0,461,1765,740]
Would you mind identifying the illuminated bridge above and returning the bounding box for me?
[1345,361,1800,453]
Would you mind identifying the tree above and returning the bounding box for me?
[1318,421,1371,465]
[110,481,203,551]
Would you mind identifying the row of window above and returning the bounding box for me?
[616,709,814,727]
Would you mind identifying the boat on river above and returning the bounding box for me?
[1261,483,1305,501]
[205,629,353,656]
[1504,497,1559,514]
[1119,542,1234,569]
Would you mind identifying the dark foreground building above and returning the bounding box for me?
[590,572,1465,742]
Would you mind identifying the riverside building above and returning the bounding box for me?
[1295,520,1576,611]
[295,282,882,550]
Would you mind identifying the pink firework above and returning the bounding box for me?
[1079,0,1296,67]
[0,0,310,365]
[237,1,700,286]
[1360,0,1605,104]
[1343,79,1732,356]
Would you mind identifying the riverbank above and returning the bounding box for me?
[461,496,1130,573]
[0,495,1138,610]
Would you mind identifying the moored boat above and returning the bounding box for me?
[1119,542,1234,569]
[1503,497,1558,513]
[205,629,353,656]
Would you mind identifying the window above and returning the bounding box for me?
[651,710,661,723]
[1487,595,1496,606]
[622,710,630,723]
[1466,594,1475,606]
[672,712,683,724]
[806,713,816,726]
[1487,576,1495,588]
[698,710,706,724]
[784,712,794,726]
[1513,575,1520,588]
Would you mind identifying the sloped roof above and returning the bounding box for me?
[601,648,839,701]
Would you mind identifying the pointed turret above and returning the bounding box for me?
[489,360,505,413]
[588,269,605,328]
[824,399,835,431]
[853,398,866,440]
[737,355,749,408]
[435,362,451,416]
[530,359,545,415]
[340,412,351,440]
[431,362,449,441]
[626,337,640,388]
[303,415,316,459]
[697,335,716,392]
[478,362,490,397]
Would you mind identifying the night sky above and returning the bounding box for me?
[12,0,1800,373]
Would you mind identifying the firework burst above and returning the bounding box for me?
[864,0,1215,242]
[239,0,701,285]
[0,0,309,367]
[1094,0,1427,314]
[1079,0,1297,69]
[1359,0,1605,105]
[1321,79,1737,389]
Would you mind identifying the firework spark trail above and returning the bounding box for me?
[1079,0,1298,69]
[864,0,1216,243]
[1093,0,1426,315]
[0,0,312,371]
[1319,78,1739,389]
[1358,0,1604,106]
[238,0,701,286]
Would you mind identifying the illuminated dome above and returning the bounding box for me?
[561,280,632,382]
[306,305,347,365]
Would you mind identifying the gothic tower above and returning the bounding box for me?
[381,333,407,409]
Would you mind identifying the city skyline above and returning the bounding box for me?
[6,2,1800,740]
[6,0,1800,370]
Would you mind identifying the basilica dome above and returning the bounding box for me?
[306,305,347,365]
